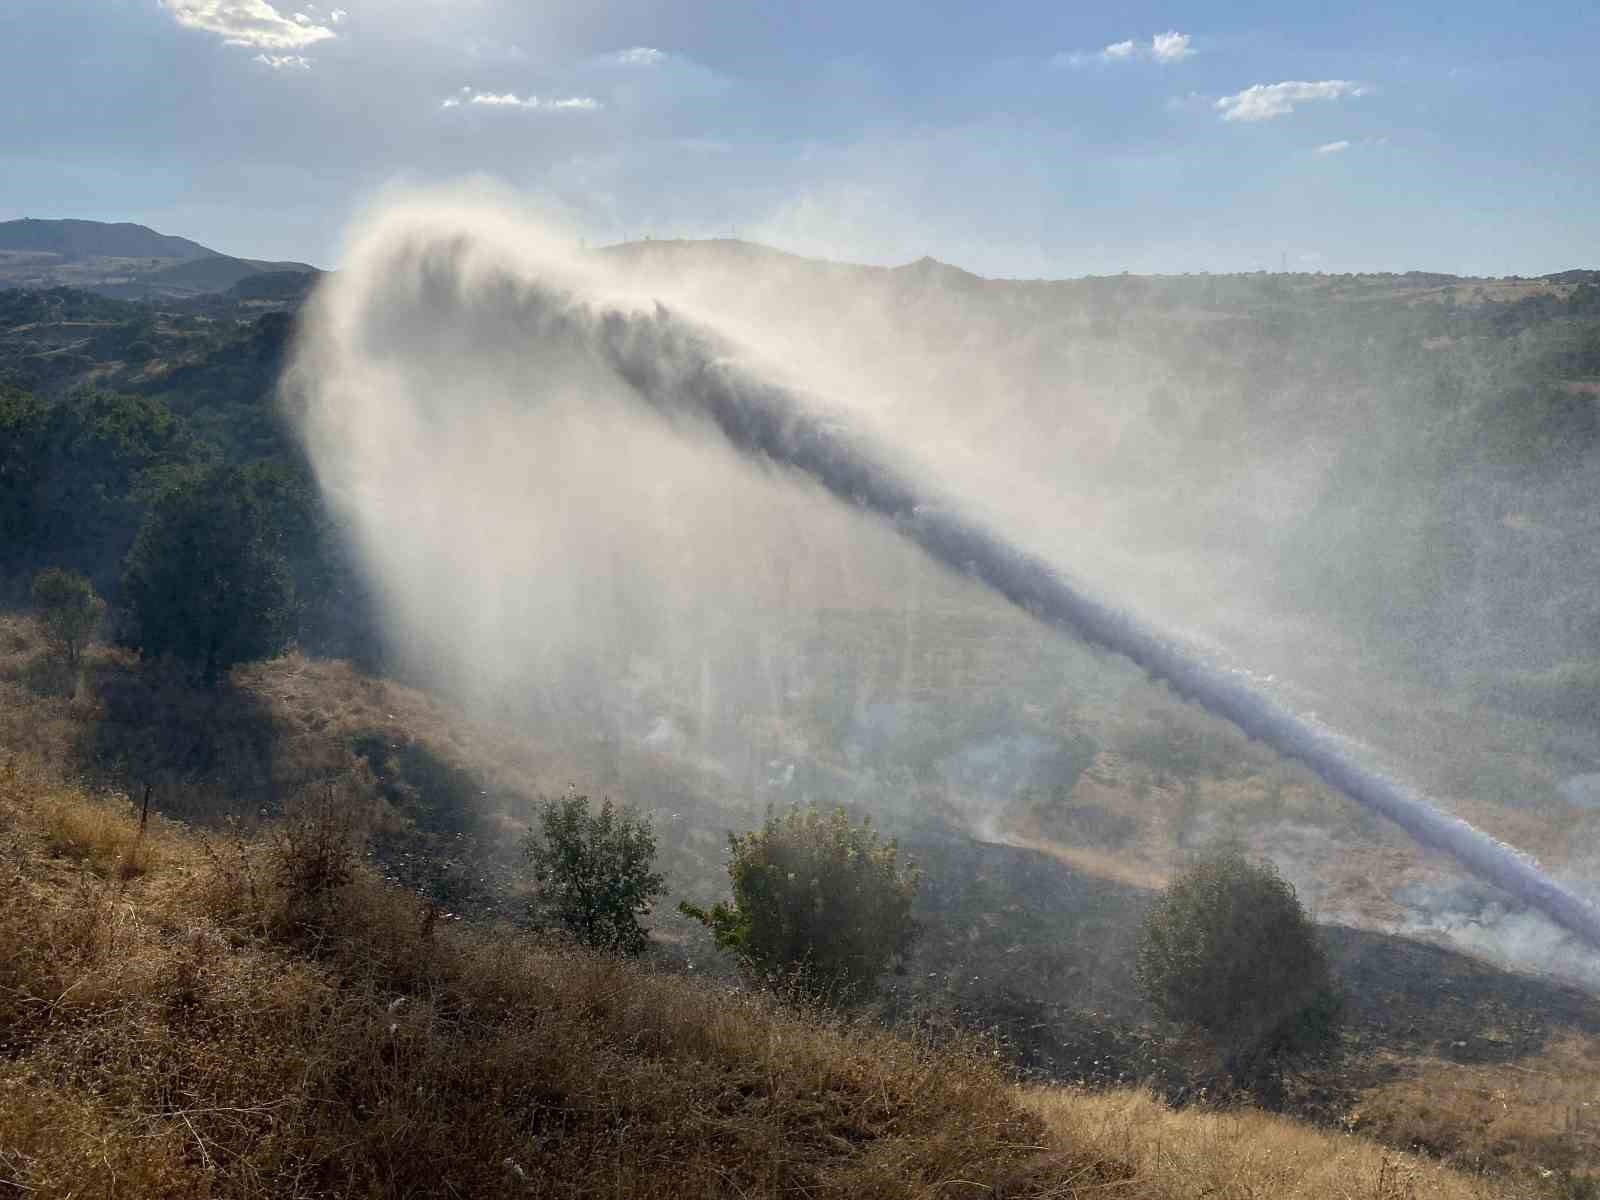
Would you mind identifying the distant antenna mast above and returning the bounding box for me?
[1281,251,1288,274]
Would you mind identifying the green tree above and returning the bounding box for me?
[682,805,920,1002]
[30,567,105,670]
[0,387,196,589]
[120,466,295,685]
[523,793,666,955]
[1135,851,1338,1091]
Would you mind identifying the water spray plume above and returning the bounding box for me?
[291,206,1600,955]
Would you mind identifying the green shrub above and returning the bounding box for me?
[1135,851,1337,1090]
[524,793,665,955]
[682,805,920,1002]
[30,566,105,670]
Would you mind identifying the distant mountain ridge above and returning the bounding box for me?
[0,218,318,299]
[1,218,1594,305]
[0,217,216,261]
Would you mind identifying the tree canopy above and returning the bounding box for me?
[120,465,296,684]
[683,805,920,1001]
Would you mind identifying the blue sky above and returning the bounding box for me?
[2,0,1596,275]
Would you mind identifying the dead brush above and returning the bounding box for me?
[265,780,362,937]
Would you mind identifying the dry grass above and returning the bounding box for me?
[0,616,1588,1198]
[0,755,1049,1198]
[0,752,1546,1200]
[1352,1034,1600,1180]
[1022,1086,1520,1200]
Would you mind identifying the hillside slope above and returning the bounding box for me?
[0,744,1532,1199]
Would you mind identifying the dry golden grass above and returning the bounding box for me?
[1352,1033,1600,1180]
[0,755,1053,1198]
[0,751,1547,1200]
[1022,1086,1520,1200]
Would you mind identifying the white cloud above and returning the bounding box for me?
[1150,31,1193,62]
[1054,31,1195,68]
[1216,80,1362,122]
[1315,139,1351,154]
[441,87,600,112]
[161,0,336,50]
[613,46,666,66]
[254,52,312,69]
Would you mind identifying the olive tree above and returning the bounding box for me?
[682,805,920,1002]
[30,566,105,670]
[523,793,666,955]
[1136,851,1338,1091]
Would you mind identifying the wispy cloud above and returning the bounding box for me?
[161,0,335,50]
[612,46,666,66]
[441,87,600,112]
[1315,139,1351,154]
[254,52,312,69]
[1217,80,1364,122]
[1053,31,1194,68]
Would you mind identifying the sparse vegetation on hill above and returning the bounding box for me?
[0,748,1542,1200]
[0,611,1597,1195]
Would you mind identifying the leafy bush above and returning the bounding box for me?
[30,566,104,670]
[682,805,920,1002]
[1135,851,1337,1089]
[524,793,666,955]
